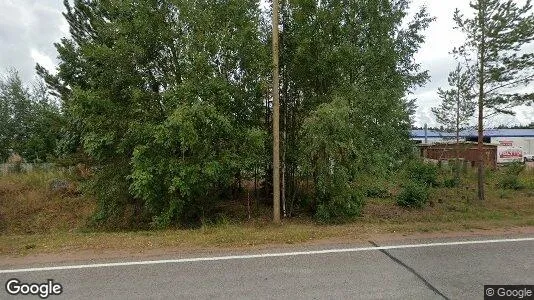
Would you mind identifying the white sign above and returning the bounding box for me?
[497,146,523,164]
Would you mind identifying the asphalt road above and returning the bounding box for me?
[1,235,533,299]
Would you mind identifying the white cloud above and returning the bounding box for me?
[410,0,534,127]
[0,0,65,82]
[30,49,56,74]
[514,106,534,125]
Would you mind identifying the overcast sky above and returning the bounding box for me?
[1,0,533,127]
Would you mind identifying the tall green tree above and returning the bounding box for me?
[279,0,433,219]
[130,0,269,227]
[0,70,31,161]
[453,0,534,200]
[431,63,476,181]
[0,70,61,162]
[25,81,63,162]
[41,0,269,227]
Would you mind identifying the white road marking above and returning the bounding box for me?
[1,237,533,274]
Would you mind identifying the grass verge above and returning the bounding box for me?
[0,168,533,257]
[1,218,533,257]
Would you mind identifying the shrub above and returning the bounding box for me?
[315,189,365,224]
[498,175,522,190]
[443,177,460,188]
[448,159,468,175]
[397,181,430,208]
[126,103,266,228]
[358,176,391,198]
[406,160,438,187]
[497,162,525,190]
[364,185,391,198]
[504,162,525,176]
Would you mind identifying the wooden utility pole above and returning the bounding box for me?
[272,0,281,223]
[455,65,461,182]
[477,0,486,201]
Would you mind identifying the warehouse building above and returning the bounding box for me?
[411,128,534,162]
[411,129,455,145]
[473,129,534,155]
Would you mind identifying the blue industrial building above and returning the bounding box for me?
[410,128,534,155]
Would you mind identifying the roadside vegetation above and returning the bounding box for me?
[0,0,533,256]
[1,164,532,255]
[2,0,435,228]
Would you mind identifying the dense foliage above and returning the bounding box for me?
[396,160,437,208]
[0,70,62,162]
[35,0,433,226]
[280,0,432,217]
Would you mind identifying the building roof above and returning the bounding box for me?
[417,141,496,147]
[411,129,454,138]
[476,129,534,137]
[411,129,534,138]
